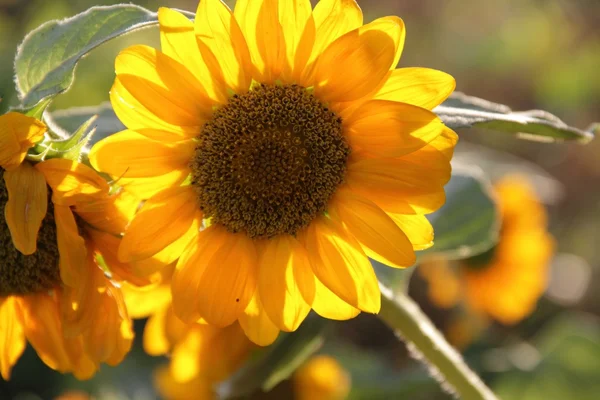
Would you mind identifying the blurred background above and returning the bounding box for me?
[1,0,599,399]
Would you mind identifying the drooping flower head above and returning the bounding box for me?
[421,175,555,333]
[90,0,458,345]
[0,112,134,379]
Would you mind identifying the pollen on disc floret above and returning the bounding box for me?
[191,84,350,238]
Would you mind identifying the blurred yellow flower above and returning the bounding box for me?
[153,324,252,400]
[293,355,351,400]
[0,112,134,380]
[421,175,554,332]
[132,282,254,400]
[90,0,457,345]
[123,276,253,392]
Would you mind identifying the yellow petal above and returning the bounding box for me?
[235,0,285,82]
[131,214,202,277]
[311,276,361,320]
[82,281,134,366]
[312,16,402,103]
[62,339,98,380]
[117,168,190,200]
[54,205,87,287]
[430,127,459,161]
[171,226,228,322]
[143,307,171,356]
[59,246,102,337]
[164,306,192,348]
[343,100,444,157]
[110,78,201,139]
[194,229,258,327]
[3,162,47,255]
[386,213,434,251]
[119,186,198,262]
[35,159,109,206]
[278,0,312,79]
[239,291,280,346]
[195,0,253,93]
[122,283,171,319]
[73,191,138,236]
[374,68,456,110]
[0,297,26,380]
[203,323,253,381]
[17,294,81,374]
[89,130,193,179]
[330,190,416,268]
[115,45,212,128]
[172,225,258,327]
[303,216,380,313]
[88,230,153,287]
[0,112,46,170]
[346,157,448,215]
[308,0,362,69]
[258,235,315,332]
[158,7,227,104]
[347,155,450,194]
[170,328,203,382]
[144,305,190,356]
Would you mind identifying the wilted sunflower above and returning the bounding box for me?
[90,0,457,344]
[421,175,554,326]
[0,112,134,379]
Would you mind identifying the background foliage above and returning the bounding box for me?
[0,0,598,398]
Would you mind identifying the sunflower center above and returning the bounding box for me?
[0,170,61,296]
[192,84,350,238]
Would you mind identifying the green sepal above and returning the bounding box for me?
[27,114,97,163]
[10,98,53,120]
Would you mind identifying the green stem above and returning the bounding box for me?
[378,284,498,400]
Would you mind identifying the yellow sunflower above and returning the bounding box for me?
[0,112,134,380]
[90,0,457,344]
[421,175,555,326]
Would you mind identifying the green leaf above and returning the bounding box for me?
[49,102,124,145]
[436,92,595,143]
[420,166,500,260]
[14,5,159,109]
[217,315,328,399]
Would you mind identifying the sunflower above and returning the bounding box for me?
[90,0,457,344]
[0,112,134,379]
[421,175,555,326]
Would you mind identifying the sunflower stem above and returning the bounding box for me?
[378,283,498,400]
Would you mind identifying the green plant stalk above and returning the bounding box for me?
[378,284,498,400]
